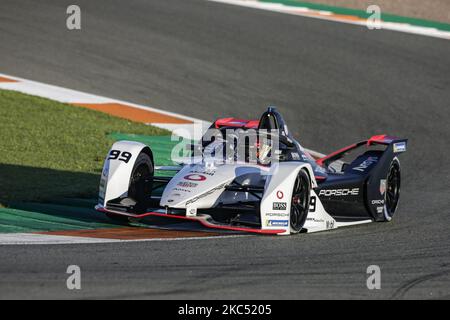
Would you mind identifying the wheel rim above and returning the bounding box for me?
[385,163,401,216]
[290,173,309,232]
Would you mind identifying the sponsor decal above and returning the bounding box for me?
[190,169,215,176]
[273,202,287,210]
[307,217,325,223]
[372,199,385,205]
[101,162,109,178]
[173,188,191,193]
[98,161,109,204]
[301,154,310,162]
[187,207,197,216]
[377,207,384,214]
[291,152,301,160]
[380,179,387,196]
[185,183,227,205]
[99,177,106,188]
[99,179,106,201]
[326,220,335,230]
[319,188,360,197]
[267,220,289,227]
[353,157,378,172]
[177,181,198,188]
[314,166,327,174]
[276,191,284,199]
[184,174,207,181]
[266,212,289,218]
[393,142,407,153]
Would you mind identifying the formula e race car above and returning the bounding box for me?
[95,107,407,235]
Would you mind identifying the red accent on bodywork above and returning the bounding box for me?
[214,118,259,129]
[367,134,388,146]
[97,207,285,235]
[245,120,260,129]
[316,143,358,167]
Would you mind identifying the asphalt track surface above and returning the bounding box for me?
[0,0,449,299]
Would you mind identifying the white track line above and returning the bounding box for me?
[207,0,450,40]
[0,233,248,245]
[0,73,198,122]
[0,233,118,245]
[0,73,210,140]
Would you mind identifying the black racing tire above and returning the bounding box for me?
[382,158,401,222]
[128,152,154,213]
[289,169,311,234]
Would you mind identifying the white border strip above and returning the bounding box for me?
[0,232,247,245]
[0,73,201,123]
[0,72,211,140]
[207,0,450,40]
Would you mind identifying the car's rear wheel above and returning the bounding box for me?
[128,152,154,213]
[383,158,401,221]
[290,169,311,234]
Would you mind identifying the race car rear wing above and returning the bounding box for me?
[316,135,408,168]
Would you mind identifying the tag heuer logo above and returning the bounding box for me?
[380,179,387,196]
[273,202,287,210]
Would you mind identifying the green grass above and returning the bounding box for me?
[0,89,169,205]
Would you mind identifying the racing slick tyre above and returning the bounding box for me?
[382,158,401,222]
[290,169,311,234]
[127,152,154,214]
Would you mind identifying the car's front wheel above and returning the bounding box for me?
[290,169,311,234]
[127,152,154,213]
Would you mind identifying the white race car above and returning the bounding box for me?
[96,107,407,235]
